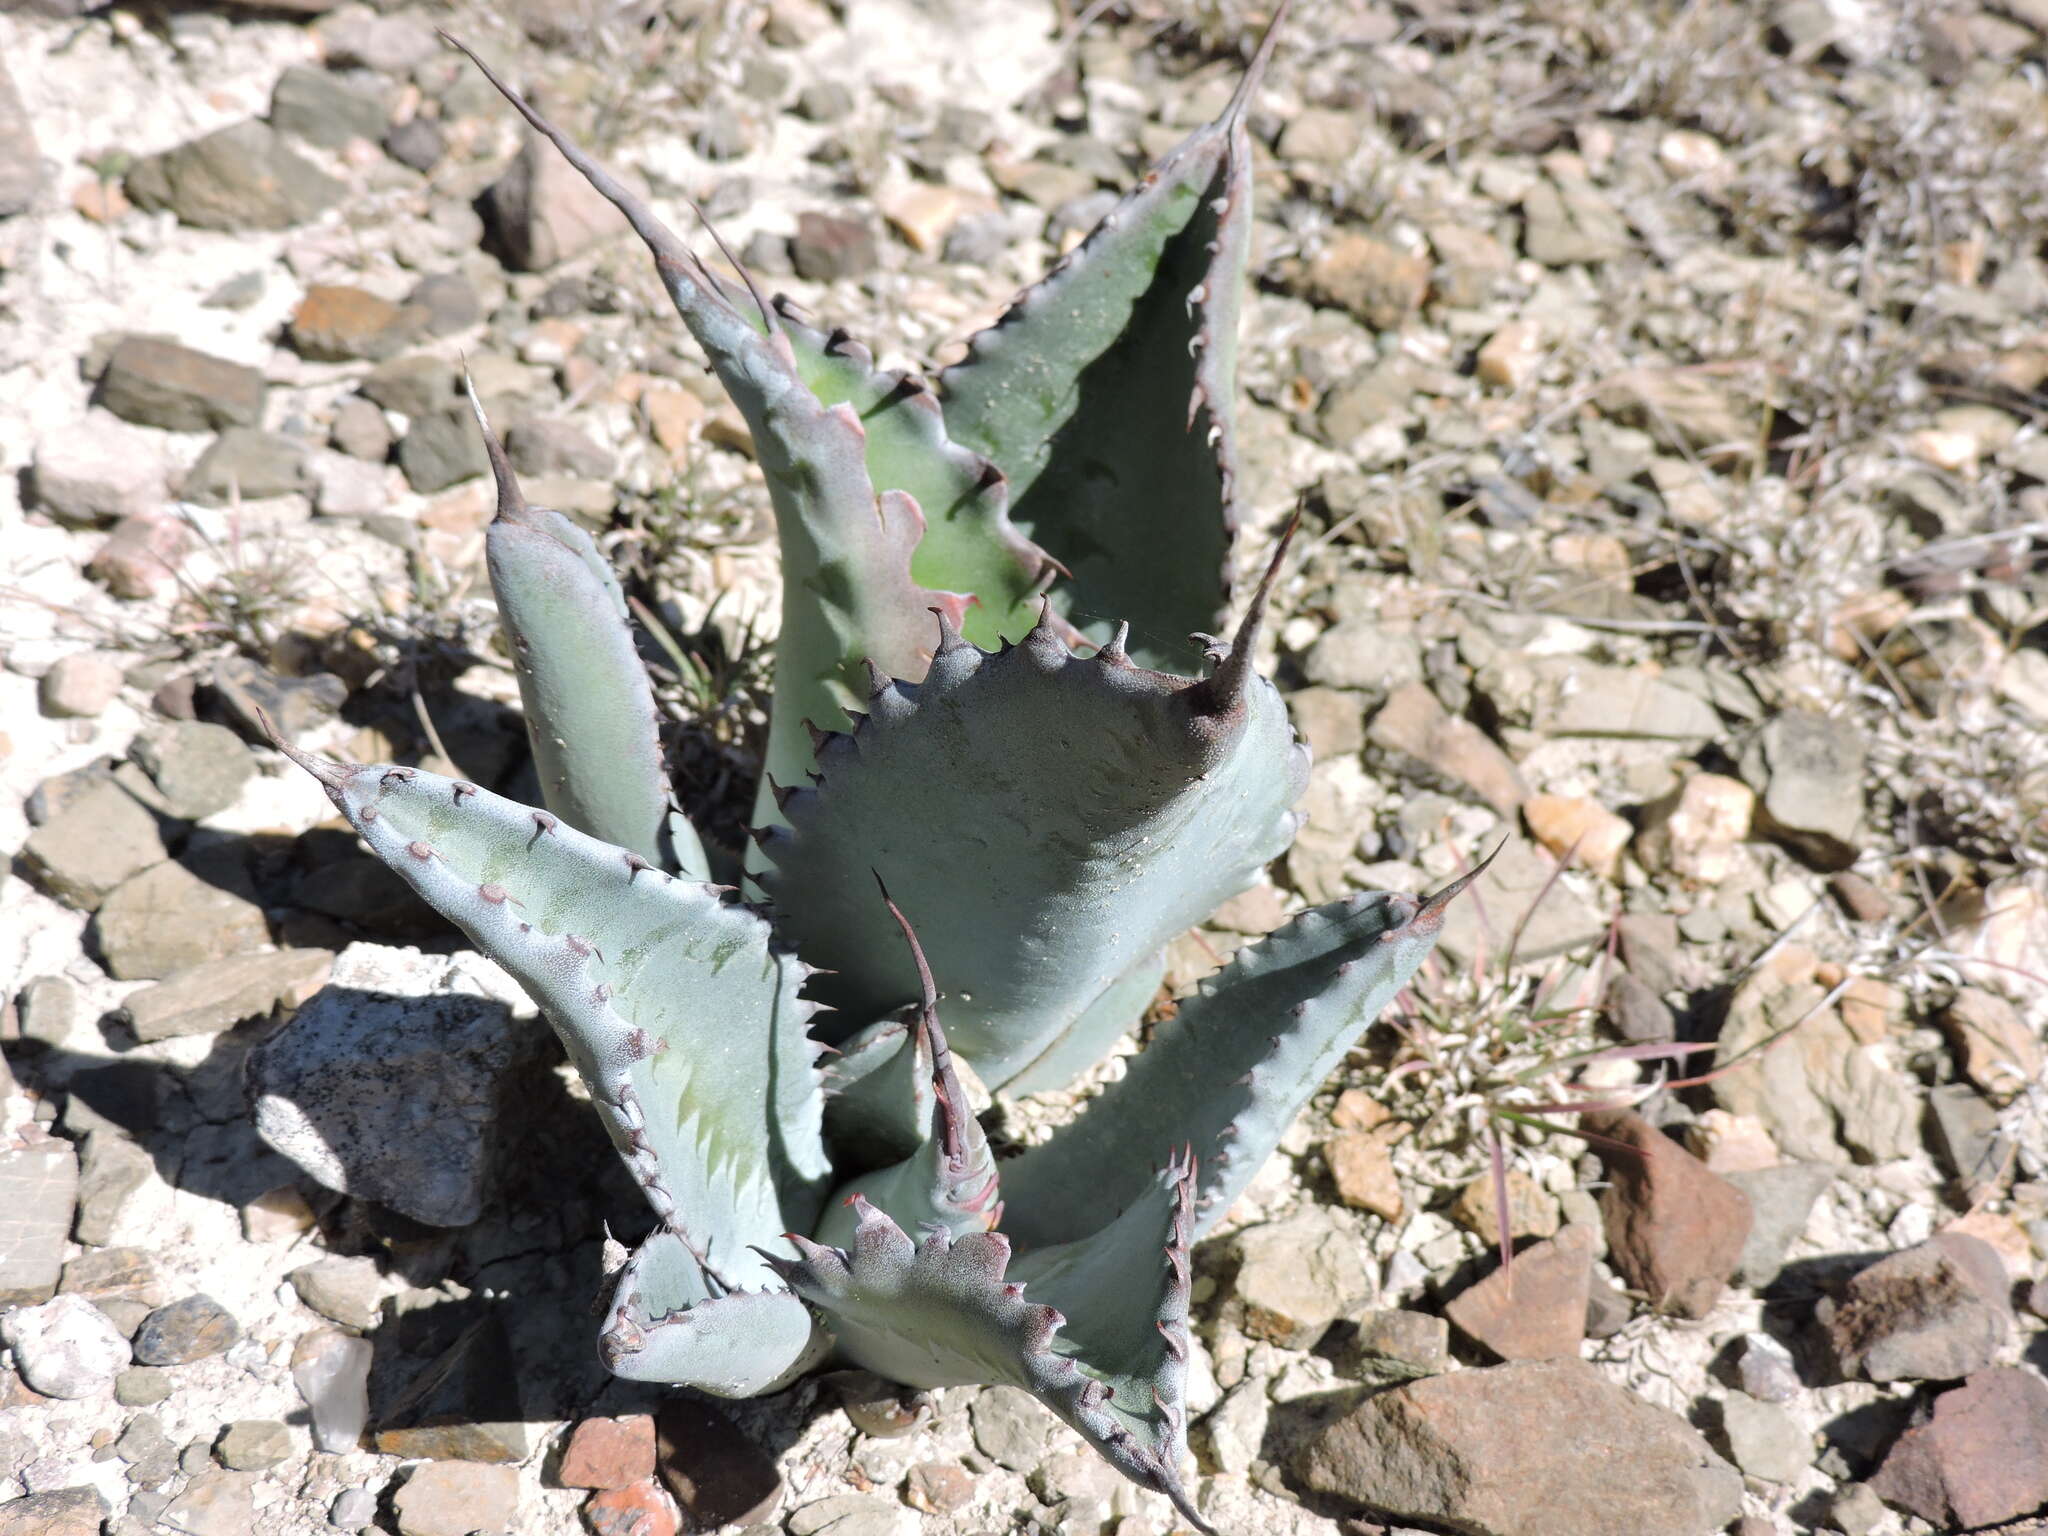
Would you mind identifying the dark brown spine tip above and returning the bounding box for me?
[861,659,892,700]
[465,372,528,525]
[930,605,965,655]
[1186,513,1298,720]
[1411,838,1506,933]
[803,719,830,753]
[768,775,797,812]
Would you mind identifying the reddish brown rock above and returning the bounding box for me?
[1818,1232,2014,1383]
[1869,1368,2048,1529]
[558,1414,656,1490]
[1582,1109,1752,1319]
[582,1480,679,1536]
[1295,1358,1742,1536]
[904,1461,975,1513]
[1327,1129,1404,1221]
[290,285,426,362]
[1444,1223,1595,1361]
[1367,682,1527,816]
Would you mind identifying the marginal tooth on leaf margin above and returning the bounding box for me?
[768,774,797,812]
[803,719,830,753]
[862,659,893,700]
[406,841,433,861]
[931,605,965,655]
[1098,621,1132,664]
[623,852,652,880]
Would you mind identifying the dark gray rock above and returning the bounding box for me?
[0,1140,79,1305]
[206,655,349,742]
[133,1295,240,1366]
[270,65,388,149]
[1818,1233,2014,1383]
[17,777,168,912]
[129,722,254,820]
[506,416,611,478]
[90,850,270,981]
[97,336,266,433]
[406,272,478,335]
[74,1132,155,1246]
[125,120,344,230]
[181,428,310,503]
[397,406,489,493]
[383,114,445,173]
[1740,711,1867,871]
[248,944,541,1226]
[362,353,459,420]
[1722,1160,1836,1288]
[791,211,879,281]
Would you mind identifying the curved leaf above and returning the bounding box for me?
[765,1152,1211,1532]
[999,864,1492,1250]
[273,744,830,1293]
[473,390,704,877]
[602,1230,829,1395]
[755,577,1307,1090]
[935,17,1283,666]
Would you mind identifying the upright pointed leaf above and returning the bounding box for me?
[768,296,1070,654]
[814,887,1001,1248]
[447,41,972,832]
[765,1153,1211,1532]
[936,17,1284,666]
[474,392,705,877]
[755,591,1307,1090]
[274,745,831,1298]
[999,864,1491,1250]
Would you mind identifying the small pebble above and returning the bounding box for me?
[215,1419,292,1470]
[132,1295,239,1366]
[39,653,124,719]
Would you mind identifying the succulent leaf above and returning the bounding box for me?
[755,576,1308,1090]
[472,390,705,877]
[813,886,1001,1248]
[996,868,1488,1249]
[445,40,973,834]
[1004,949,1164,1098]
[767,296,1074,655]
[601,1229,829,1395]
[934,17,1283,668]
[764,1151,1211,1532]
[271,743,831,1292]
[817,1011,932,1168]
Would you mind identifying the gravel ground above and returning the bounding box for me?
[1,1,2045,1534]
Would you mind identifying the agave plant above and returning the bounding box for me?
[270,19,1481,1528]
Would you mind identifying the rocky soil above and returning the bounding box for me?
[2,0,2047,1534]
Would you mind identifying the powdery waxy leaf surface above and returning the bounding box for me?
[755,603,1308,1092]
[448,42,1096,851]
[936,20,1282,668]
[475,394,705,878]
[999,880,1478,1250]
[767,1151,1213,1532]
[274,744,831,1390]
